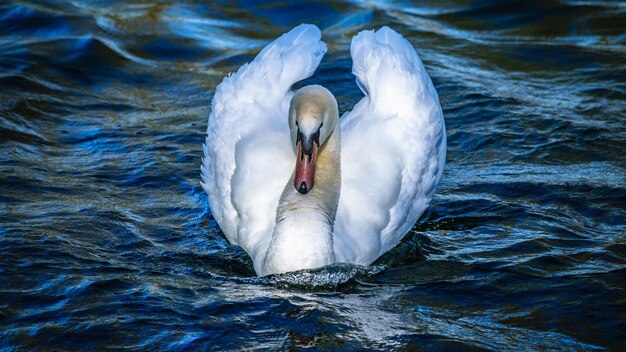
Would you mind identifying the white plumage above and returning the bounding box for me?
[201,24,446,276]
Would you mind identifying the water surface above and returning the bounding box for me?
[1,1,625,350]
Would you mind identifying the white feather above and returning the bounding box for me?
[201,24,327,265]
[334,26,446,264]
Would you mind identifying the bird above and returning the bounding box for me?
[201,24,446,276]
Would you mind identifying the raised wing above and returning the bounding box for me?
[333,27,446,264]
[201,24,327,265]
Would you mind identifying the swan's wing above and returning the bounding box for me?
[334,27,446,264]
[201,24,327,265]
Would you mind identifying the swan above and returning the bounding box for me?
[201,24,446,276]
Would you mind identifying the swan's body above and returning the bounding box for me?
[201,24,446,276]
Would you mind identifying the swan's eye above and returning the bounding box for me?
[313,127,321,146]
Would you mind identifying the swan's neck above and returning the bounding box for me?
[261,127,341,276]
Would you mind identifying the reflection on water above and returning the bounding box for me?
[1,0,625,350]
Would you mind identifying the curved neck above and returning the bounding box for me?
[260,126,341,276]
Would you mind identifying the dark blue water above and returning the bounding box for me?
[1,1,625,350]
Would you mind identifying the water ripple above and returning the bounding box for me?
[1,0,625,350]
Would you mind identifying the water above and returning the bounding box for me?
[1,0,625,350]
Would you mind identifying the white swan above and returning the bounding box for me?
[201,24,446,276]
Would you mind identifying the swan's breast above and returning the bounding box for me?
[261,209,335,275]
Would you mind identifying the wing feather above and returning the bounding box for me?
[334,27,446,264]
[201,24,327,264]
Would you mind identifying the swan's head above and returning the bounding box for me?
[289,85,339,194]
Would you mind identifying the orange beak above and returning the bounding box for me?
[294,139,317,194]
